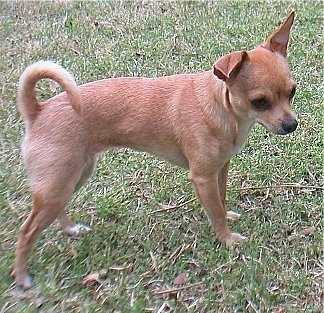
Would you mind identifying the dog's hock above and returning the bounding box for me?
[213,50,248,81]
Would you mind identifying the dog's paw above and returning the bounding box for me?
[226,211,241,221]
[223,232,246,245]
[12,272,33,290]
[63,223,91,238]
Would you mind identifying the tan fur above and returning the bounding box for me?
[18,61,82,124]
[13,12,297,289]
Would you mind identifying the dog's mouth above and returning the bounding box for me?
[259,117,298,135]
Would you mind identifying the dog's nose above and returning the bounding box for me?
[282,117,298,134]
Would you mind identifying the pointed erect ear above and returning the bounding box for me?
[213,50,248,81]
[261,11,295,57]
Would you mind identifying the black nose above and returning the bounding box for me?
[282,117,298,134]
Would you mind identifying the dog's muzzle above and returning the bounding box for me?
[264,116,298,135]
[281,117,298,134]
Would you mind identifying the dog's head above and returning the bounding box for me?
[213,12,297,135]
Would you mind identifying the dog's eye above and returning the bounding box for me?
[289,86,296,100]
[251,98,269,110]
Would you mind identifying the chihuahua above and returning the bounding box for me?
[13,12,297,289]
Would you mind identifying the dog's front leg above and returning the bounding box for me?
[218,161,241,221]
[218,161,229,207]
[189,168,245,244]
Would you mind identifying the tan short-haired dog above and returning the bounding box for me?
[13,12,297,289]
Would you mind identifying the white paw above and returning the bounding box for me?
[224,232,246,245]
[14,273,33,290]
[22,274,33,290]
[227,211,241,221]
[63,223,91,238]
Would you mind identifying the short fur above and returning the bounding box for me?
[13,12,297,289]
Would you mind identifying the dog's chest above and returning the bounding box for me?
[232,120,254,155]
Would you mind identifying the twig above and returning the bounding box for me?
[313,271,324,279]
[237,183,324,191]
[150,251,158,272]
[170,244,188,266]
[109,265,131,271]
[212,257,239,273]
[157,302,169,313]
[246,300,260,313]
[1,301,18,313]
[305,166,317,184]
[149,198,195,214]
[153,282,203,295]
[168,244,184,263]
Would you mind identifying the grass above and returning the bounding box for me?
[0,1,323,312]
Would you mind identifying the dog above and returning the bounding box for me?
[13,12,297,289]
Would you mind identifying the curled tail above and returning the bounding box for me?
[17,61,81,123]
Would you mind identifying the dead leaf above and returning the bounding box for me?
[99,269,108,277]
[301,226,315,236]
[268,285,280,294]
[154,282,203,296]
[287,234,299,242]
[82,272,100,286]
[135,51,145,57]
[174,272,188,286]
[186,260,206,276]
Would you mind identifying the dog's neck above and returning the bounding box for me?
[194,71,254,156]
[223,87,255,155]
[219,76,255,155]
[197,71,235,132]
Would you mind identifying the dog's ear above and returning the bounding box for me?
[213,50,248,81]
[261,11,295,57]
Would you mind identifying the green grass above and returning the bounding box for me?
[0,1,323,312]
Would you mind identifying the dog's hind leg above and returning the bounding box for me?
[12,188,74,290]
[58,156,96,238]
[74,156,97,192]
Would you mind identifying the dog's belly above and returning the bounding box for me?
[91,138,189,168]
[140,145,189,168]
[146,146,189,168]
